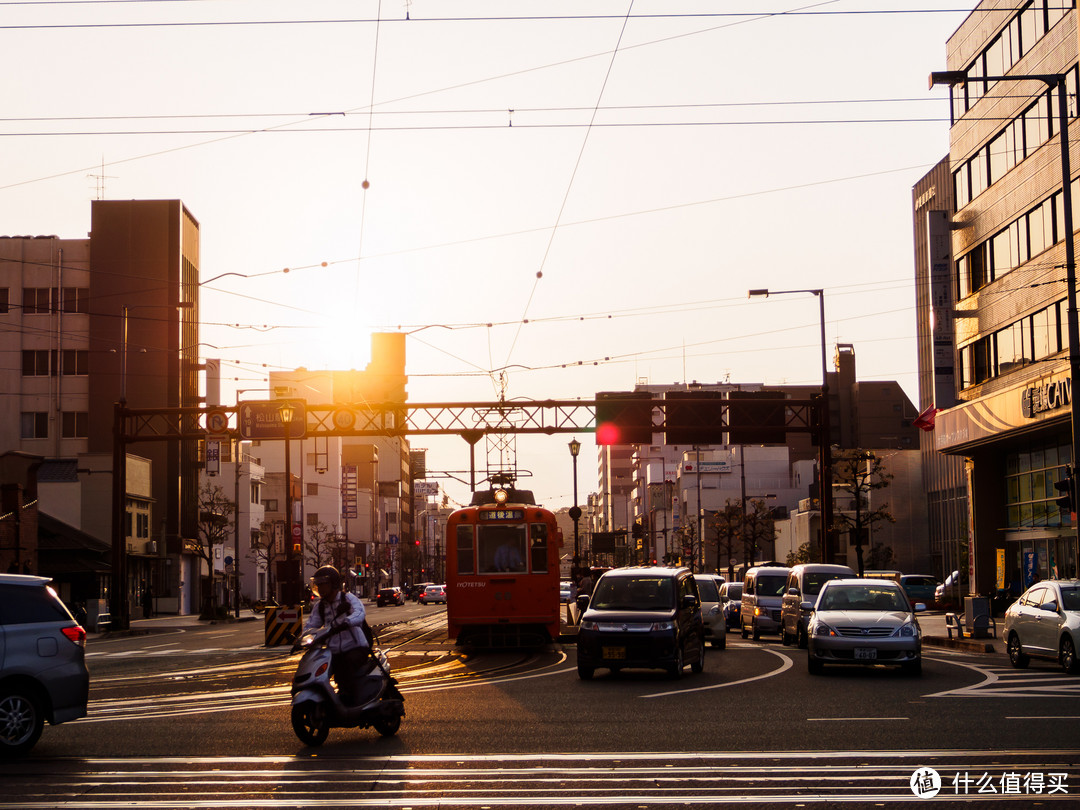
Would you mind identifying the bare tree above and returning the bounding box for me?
[247,521,281,600]
[303,521,337,572]
[189,481,235,617]
[708,500,744,580]
[741,498,776,566]
[831,449,896,576]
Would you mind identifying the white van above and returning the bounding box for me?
[740,564,791,640]
[779,563,855,648]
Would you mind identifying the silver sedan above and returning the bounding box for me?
[1004,579,1080,674]
[806,579,924,676]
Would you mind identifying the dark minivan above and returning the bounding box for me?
[575,566,704,680]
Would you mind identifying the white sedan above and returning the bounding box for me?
[1004,579,1080,674]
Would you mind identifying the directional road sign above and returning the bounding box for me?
[239,400,307,440]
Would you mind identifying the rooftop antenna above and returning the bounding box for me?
[87,156,116,200]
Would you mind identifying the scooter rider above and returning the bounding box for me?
[304,566,370,705]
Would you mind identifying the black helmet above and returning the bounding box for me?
[312,566,341,597]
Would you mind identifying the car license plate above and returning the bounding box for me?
[854,647,877,660]
[602,646,626,660]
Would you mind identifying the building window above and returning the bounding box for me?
[1006,438,1070,529]
[306,512,319,526]
[0,288,8,313]
[306,483,319,496]
[61,411,89,438]
[20,412,48,439]
[21,349,53,376]
[22,287,51,314]
[263,498,278,512]
[61,349,88,376]
[60,287,89,314]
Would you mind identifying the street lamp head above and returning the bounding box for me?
[928,70,967,89]
[279,402,295,424]
[568,438,581,457]
[748,288,770,298]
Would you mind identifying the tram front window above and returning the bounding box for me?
[479,525,528,573]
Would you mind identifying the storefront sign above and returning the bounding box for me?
[1022,378,1072,418]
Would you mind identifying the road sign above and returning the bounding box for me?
[389,534,399,545]
[239,400,306,440]
[292,523,302,540]
[206,408,229,436]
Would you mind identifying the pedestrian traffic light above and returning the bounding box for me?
[595,391,654,445]
[1054,465,1076,515]
[292,542,302,555]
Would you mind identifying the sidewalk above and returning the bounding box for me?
[919,609,1005,655]
[89,611,258,640]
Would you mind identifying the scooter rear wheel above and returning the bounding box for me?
[373,713,401,737]
[291,701,330,746]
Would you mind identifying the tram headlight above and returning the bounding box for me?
[494,489,508,504]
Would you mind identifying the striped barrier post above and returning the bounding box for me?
[264,605,302,647]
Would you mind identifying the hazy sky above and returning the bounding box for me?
[1,0,972,509]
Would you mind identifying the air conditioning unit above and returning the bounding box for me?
[145,541,158,555]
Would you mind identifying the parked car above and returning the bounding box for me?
[0,574,89,756]
[899,574,939,609]
[806,578,924,676]
[935,570,963,607]
[779,563,855,648]
[693,573,727,649]
[740,564,791,640]
[575,566,705,679]
[376,587,406,607]
[719,581,742,629]
[1003,579,1080,674]
[419,584,447,605]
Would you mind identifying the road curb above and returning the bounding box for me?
[924,634,999,654]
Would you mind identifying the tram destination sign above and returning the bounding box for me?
[239,400,307,440]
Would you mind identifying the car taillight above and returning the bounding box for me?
[61,625,86,647]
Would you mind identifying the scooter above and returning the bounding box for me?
[289,624,405,745]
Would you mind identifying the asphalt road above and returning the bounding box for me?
[4,605,1079,807]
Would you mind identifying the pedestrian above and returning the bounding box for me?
[74,602,88,627]
[142,586,153,619]
[579,572,594,596]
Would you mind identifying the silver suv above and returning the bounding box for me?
[0,574,89,756]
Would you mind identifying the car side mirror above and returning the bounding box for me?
[1041,601,1059,612]
[575,594,590,612]
[787,588,799,596]
[721,595,729,604]
[800,600,814,613]
[682,594,699,610]
[914,602,927,612]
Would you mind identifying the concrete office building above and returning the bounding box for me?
[0,200,201,614]
[930,1,1080,594]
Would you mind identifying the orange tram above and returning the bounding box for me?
[445,486,564,647]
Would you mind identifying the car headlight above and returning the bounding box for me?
[895,621,918,638]
[708,605,721,616]
[755,606,764,617]
[649,621,675,631]
[580,620,599,631]
[813,621,837,637]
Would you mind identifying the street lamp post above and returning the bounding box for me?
[568,439,582,562]
[748,288,833,562]
[930,69,1080,549]
[279,401,297,604]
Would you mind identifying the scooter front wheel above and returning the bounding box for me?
[373,713,401,737]
[291,701,330,746]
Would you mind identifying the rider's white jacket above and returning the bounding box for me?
[303,591,369,654]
